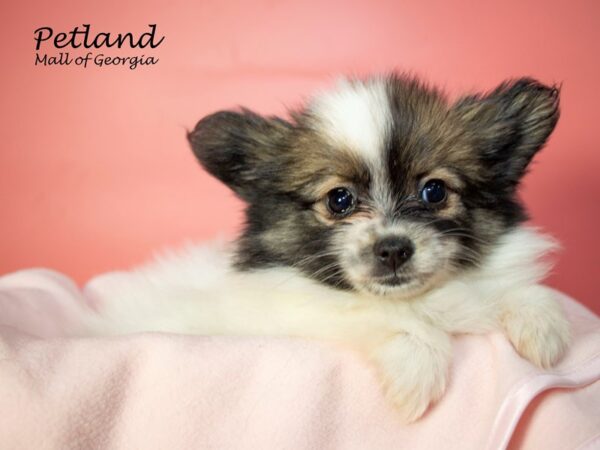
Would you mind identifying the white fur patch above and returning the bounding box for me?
[81,227,570,422]
[309,78,392,166]
[83,228,559,339]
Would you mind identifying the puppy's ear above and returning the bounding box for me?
[453,78,560,188]
[188,108,293,202]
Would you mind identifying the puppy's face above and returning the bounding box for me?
[189,75,559,298]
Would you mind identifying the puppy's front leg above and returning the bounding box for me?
[367,324,452,423]
[500,284,571,368]
[412,277,571,370]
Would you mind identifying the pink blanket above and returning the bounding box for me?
[0,269,599,449]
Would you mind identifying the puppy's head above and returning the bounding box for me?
[188,75,559,298]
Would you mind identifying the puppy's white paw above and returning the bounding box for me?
[370,330,451,423]
[502,285,571,368]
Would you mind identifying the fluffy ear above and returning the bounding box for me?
[187,109,293,202]
[453,78,560,188]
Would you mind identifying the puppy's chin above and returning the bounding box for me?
[351,271,450,299]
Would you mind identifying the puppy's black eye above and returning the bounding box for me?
[327,187,355,216]
[421,179,447,204]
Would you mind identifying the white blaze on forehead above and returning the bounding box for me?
[310,78,392,165]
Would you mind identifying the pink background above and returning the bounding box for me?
[2,0,599,313]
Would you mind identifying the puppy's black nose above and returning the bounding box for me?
[373,237,414,271]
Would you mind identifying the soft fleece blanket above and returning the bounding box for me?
[0,269,599,450]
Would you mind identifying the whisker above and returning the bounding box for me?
[439,229,493,246]
[287,250,340,271]
[308,262,342,280]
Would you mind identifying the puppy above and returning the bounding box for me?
[88,74,571,422]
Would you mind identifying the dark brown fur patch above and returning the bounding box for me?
[187,74,560,291]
